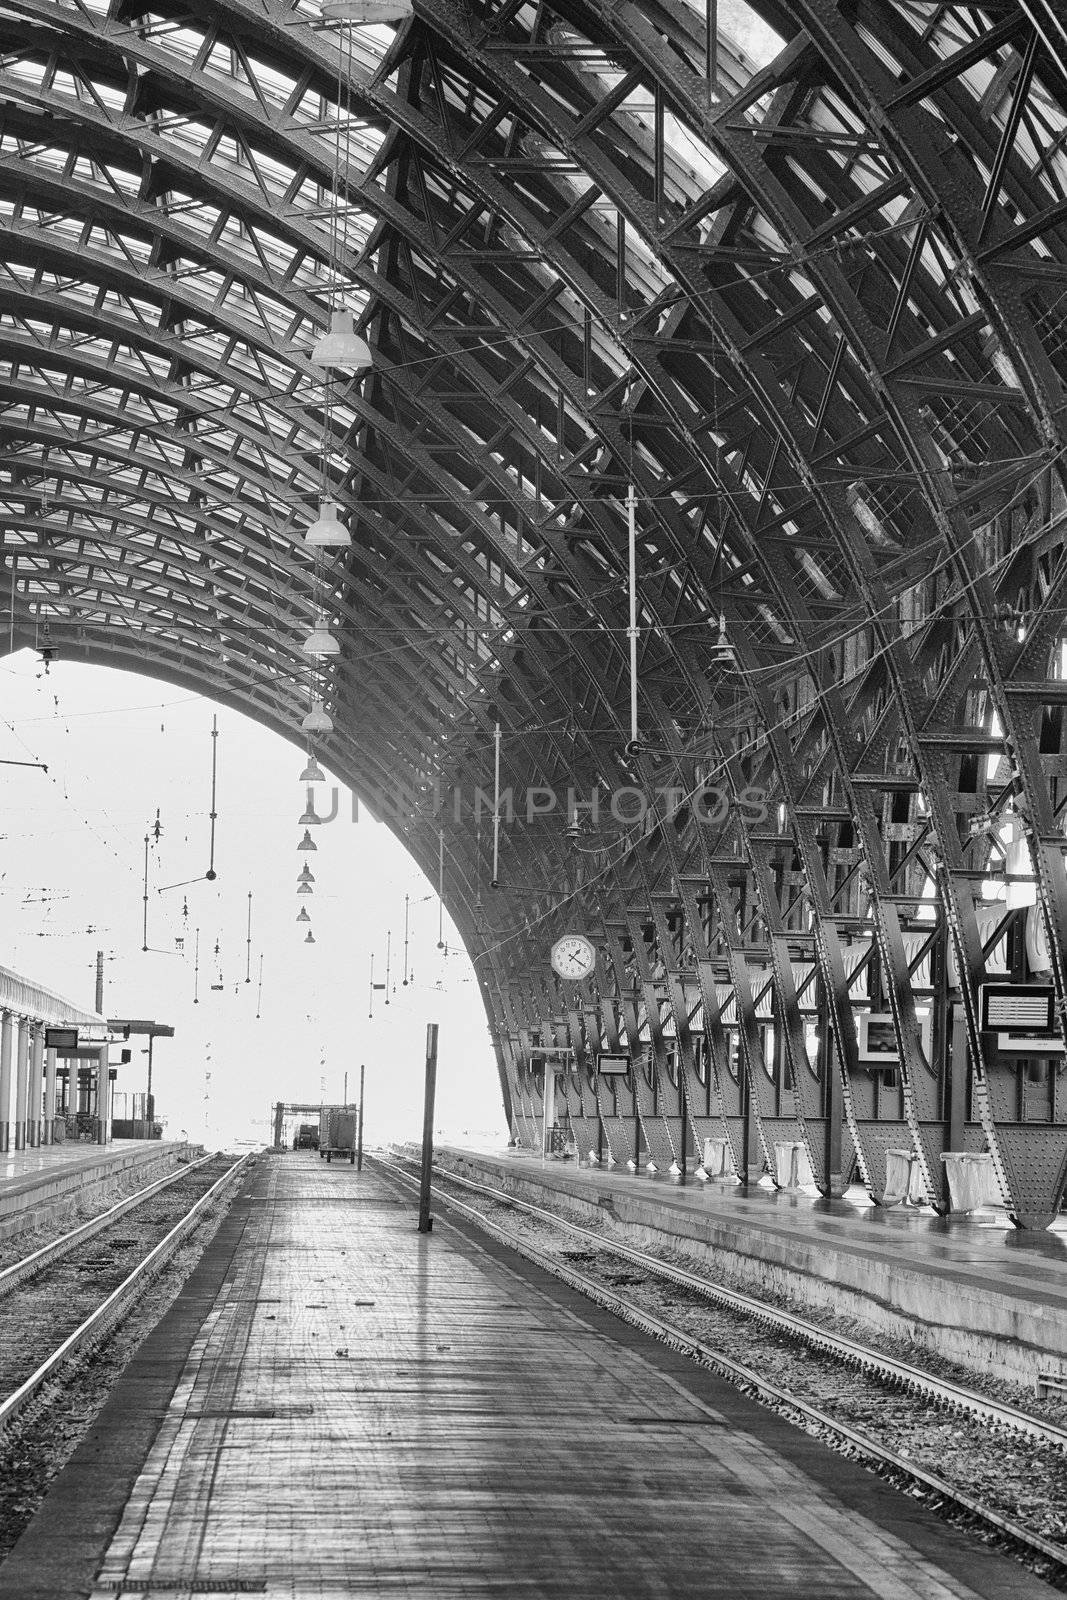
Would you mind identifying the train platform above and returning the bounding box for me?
[0,1140,198,1242]
[433,1146,1067,1390]
[0,1153,1056,1600]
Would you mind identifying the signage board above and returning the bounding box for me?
[597,1052,631,1075]
[980,984,1055,1034]
[44,1027,78,1052]
[856,1013,899,1064]
[856,1011,933,1066]
[997,1032,1065,1055]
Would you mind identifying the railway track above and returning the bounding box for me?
[374,1151,1067,1583]
[0,1152,215,1303]
[0,1152,250,1437]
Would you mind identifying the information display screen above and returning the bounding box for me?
[44,1027,78,1051]
[980,984,1055,1034]
[597,1052,631,1075]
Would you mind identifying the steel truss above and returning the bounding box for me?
[0,0,1065,1222]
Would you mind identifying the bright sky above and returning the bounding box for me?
[0,650,506,1151]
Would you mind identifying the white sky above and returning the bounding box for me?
[0,650,506,1151]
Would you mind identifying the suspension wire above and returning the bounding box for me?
[437,826,445,949]
[245,890,253,984]
[491,719,502,887]
[468,486,1067,967]
[207,714,219,880]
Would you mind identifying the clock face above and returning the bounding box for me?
[551,934,596,981]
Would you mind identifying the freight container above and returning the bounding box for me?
[320,1109,357,1164]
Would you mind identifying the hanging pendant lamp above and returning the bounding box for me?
[311,310,373,370]
[297,907,311,923]
[300,788,323,826]
[297,830,318,853]
[297,883,314,896]
[321,0,413,20]
[305,930,316,944]
[302,699,333,735]
[305,499,349,549]
[298,865,316,885]
[300,756,326,784]
[303,617,339,657]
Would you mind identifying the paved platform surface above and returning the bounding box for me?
[0,1139,171,1193]
[0,1154,1055,1598]
[0,1141,198,1241]
[434,1147,1067,1385]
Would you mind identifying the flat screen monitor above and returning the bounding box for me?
[980,984,1055,1034]
[44,1027,78,1052]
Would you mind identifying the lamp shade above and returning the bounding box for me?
[311,310,373,370]
[302,698,334,735]
[321,0,413,20]
[300,756,326,784]
[298,865,316,885]
[303,619,340,657]
[305,499,349,549]
[297,907,311,923]
[299,788,323,826]
[297,882,314,896]
[297,829,318,852]
[305,930,316,944]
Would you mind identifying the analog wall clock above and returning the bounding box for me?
[551,933,596,980]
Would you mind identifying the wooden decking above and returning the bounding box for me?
[0,1156,1053,1599]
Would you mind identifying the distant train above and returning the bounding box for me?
[293,1122,319,1151]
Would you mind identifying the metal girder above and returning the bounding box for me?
[0,0,1064,1223]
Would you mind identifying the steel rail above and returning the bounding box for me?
[373,1153,1067,1575]
[396,1154,1067,1450]
[0,1153,251,1436]
[0,1152,215,1302]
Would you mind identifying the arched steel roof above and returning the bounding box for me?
[2,0,1067,1221]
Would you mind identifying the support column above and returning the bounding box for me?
[44,1046,57,1144]
[28,1023,44,1147]
[97,1044,110,1144]
[542,1063,556,1158]
[14,1017,29,1152]
[0,1011,12,1154]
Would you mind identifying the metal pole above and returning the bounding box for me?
[437,829,445,949]
[207,715,219,881]
[142,835,150,952]
[706,0,718,98]
[418,1024,438,1233]
[542,1059,556,1159]
[95,949,104,1014]
[343,1068,348,1108]
[146,1033,154,1127]
[357,1061,365,1172]
[491,721,501,887]
[626,484,639,752]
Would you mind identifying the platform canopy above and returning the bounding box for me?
[1,0,1066,1222]
[0,962,105,1029]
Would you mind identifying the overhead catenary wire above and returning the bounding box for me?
[332,443,1067,732]
[466,498,1067,967]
